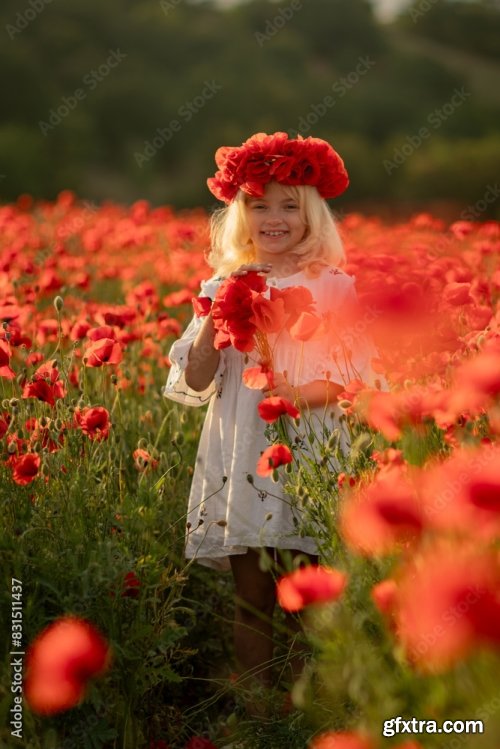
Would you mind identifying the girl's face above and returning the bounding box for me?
[244,181,307,265]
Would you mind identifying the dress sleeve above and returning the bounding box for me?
[162,276,227,407]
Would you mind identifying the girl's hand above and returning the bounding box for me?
[262,371,297,402]
[230,263,273,278]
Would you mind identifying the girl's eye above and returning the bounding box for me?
[286,204,298,210]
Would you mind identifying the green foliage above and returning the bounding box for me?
[398,0,500,62]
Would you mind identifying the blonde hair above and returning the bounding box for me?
[206,182,346,279]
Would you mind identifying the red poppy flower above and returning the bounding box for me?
[250,295,287,333]
[256,443,292,477]
[24,616,111,715]
[356,390,402,441]
[242,365,275,390]
[83,338,123,367]
[288,311,323,342]
[163,289,193,307]
[22,378,66,406]
[257,396,300,423]
[70,320,92,340]
[451,349,500,412]
[121,571,141,598]
[211,277,259,352]
[192,296,213,317]
[10,453,41,485]
[340,467,424,556]
[0,339,15,379]
[371,579,398,628]
[133,448,159,471]
[0,411,11,439]
[421,444,500,539]
[277,565,346,612]
[98,305,137,328]
[207,132,348,204]
[184,738,218,749]
[308,730,375,749]
[270,285,315,327]
[395,543,500,672]
[74,407,111,441]
[22,360,66,406]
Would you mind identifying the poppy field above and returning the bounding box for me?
[0,192,499,749]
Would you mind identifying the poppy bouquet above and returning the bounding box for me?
[192,269,324,370]
[192,270,327,475]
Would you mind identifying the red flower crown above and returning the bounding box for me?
[207,131,349,204]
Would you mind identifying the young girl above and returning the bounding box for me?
[162,131,381,714]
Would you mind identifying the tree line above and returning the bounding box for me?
[0,0,499,216]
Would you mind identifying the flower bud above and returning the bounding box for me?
[338,399,352,410]
[327,432,339,451]
[53,296,64,312]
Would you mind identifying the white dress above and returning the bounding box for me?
[162,266,382,571]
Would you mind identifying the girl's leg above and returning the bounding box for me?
[229,548,276,716]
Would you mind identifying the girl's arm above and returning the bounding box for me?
[265,373,344,409]
[294,379,345,410]
[184,312,221,392]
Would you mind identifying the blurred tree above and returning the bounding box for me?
[396,0,500,61]
[0,0,498,212]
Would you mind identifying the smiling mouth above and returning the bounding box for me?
[261,231,288,237]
